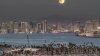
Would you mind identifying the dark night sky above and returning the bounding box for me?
[0,0,100,22]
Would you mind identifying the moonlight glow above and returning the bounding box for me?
[59,0,65,5]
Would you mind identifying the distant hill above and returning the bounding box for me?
[41,15,95,24]
[0,15,99,24]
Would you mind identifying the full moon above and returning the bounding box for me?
[59,0,65,5]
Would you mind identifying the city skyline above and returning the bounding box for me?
[1,0,100,55]
[0,19,100,34]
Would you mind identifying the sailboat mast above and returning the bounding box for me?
[27,35,30,47]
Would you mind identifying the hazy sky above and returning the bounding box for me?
[0,0,100,19]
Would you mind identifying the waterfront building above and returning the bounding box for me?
[19,22,29,34]
[97,27,100,31]
[84,20,98,33]
[13,21,19,34]
[42,20,48,33]
[36,20,48,33]
[91,19,99,31]
[67,23,74,32]
[73,21,80,32]
[36,23,43,33]
[84,20,93,33]
[50,23,62,33]
[8,21,14,33]
[0,23,8,34]
[57,23,62,32]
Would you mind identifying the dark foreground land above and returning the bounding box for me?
[0,42,100,56]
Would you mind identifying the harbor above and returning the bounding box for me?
[0,33,100,46]
[0,33,100,56]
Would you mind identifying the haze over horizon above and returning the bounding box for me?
[0,0,100,22]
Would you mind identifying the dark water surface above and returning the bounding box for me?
[0,33,100,46]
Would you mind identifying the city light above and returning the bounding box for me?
[97,27,100,29]
[0,19,99,36]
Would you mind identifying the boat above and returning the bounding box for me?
[85,33,94,37]
[78,33,86,37]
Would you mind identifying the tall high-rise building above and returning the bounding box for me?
[91,20,98,31]
[36,20,48,33]
[57,23,62,32]
[0,22,8,34]
[73,21,80,32]
[13,21,19,34]
[84,19,98,33]
[42,20,48,33]
[19,22,29,34]
[8,21,14,33]
[51,24,57,30]
[84,21,93,33]
[67,23,74,32]
[36,23,42,33]
[97,20,100,31]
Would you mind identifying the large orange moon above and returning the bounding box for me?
[59,0,65,5]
